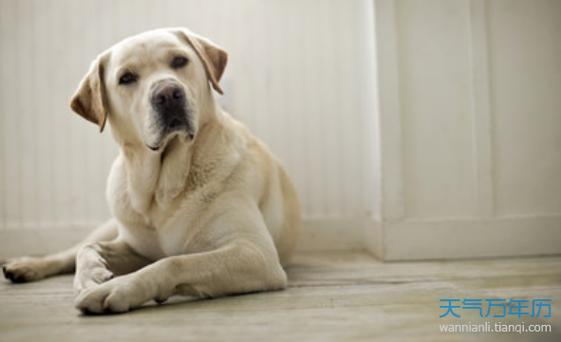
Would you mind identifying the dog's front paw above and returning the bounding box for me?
[74,275,149,314]
[2,257,49,283]
[73,267,114,296]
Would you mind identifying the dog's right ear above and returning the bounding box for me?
[70,53,109,132]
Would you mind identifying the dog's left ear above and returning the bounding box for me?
[70,53,110,132]
[175,29,228,95]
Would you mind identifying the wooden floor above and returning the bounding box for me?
[1,251,560,342]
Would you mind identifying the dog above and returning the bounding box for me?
[2,28,301,314]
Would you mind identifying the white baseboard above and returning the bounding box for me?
[0,218,381,259]
[382,215,561,260]
[0,225,91,259]
[294,217,381,255]
[2,216,559,261]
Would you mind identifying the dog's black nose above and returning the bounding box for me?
[151,83,185,109]
[150,80,190,133]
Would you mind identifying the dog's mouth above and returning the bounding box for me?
[147,144,161,151]
[146,129,195,152]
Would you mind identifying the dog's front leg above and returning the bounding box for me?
[75,237,287,314]
[2,219,119,283]
[73,239,151,297]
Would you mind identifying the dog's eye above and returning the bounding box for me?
[171,56,189,69]
[119,72,138,85]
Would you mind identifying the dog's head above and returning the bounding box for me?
[70,28,227,151]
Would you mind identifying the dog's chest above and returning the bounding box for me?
[107,132,243,256]
[113,176,215,256]
[151,190,212,255]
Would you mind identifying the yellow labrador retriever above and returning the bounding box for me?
[2,28,300,314]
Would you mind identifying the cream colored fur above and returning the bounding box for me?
[2,28,300,314]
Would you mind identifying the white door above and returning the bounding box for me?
[374,0,561,260]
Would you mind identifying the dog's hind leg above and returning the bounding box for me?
[2,218,119,283]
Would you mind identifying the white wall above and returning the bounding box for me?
[0,0,380,254]
[375,0,561,259]
[6,0,558,260]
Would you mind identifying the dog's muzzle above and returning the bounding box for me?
[150,79,190,131]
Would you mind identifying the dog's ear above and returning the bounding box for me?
[70,53,109,132]
[175,29,228,95]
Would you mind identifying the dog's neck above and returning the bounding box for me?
[121,135,192,214]
[120,99,219,215]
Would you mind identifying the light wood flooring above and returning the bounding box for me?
[1,251,560,341]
